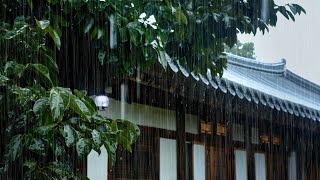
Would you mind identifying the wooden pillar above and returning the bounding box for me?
[244,103,254,180]
[226,96,234,180]
[176,92,186,180]
[268,109,274,180]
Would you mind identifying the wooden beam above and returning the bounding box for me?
[176,92,186,180]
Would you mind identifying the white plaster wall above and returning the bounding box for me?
[235,150,247,180]
[160,138,177,180]
[87,146,108,180]
[254,153,266,180]
[193,144,205,180]
[288,151,297,180]
[99,98,199,134]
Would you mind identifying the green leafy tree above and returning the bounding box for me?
[225,40,256,59]
[0,0,305,179]
[0,14,139,180]
[1,0,305,76]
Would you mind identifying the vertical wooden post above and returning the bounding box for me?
[226,97,234,180]
[176,92,186,180]
[244,103,253,180]
[268,109,274,180]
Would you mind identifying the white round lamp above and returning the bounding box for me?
[95,95,109,110]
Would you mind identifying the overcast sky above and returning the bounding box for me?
[238,0,320,85]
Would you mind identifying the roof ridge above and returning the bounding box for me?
[226,53,320,95]
[226,53,286,74]
[285,70,320,94]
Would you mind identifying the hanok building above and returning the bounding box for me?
[87,54,320,180]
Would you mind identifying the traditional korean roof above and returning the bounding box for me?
[170,53,320,121]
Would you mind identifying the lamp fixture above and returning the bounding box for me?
[95,95,109,110]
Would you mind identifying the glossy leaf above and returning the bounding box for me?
[4,61,25,77]
[48,26,61,50]
[5,134,25,161]
[33,97,49,117]
[63,125,75,147]
[176,9,188,25]
[36,20,50,30]
[76,138,91,157]
[29,64,53,86]
[70,97,92,119]
[91,130,102,154]
[28,138,45,152]
[49,88,65,121]
[84,18,94,33]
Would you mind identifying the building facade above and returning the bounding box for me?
[87,54,320,180]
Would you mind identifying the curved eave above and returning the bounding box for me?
[168,54,320,122]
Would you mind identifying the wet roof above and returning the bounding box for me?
[170,53,320,121]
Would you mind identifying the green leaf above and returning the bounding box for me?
[35,124,57,136]
[279,7,290,20]
[118,130,132,152]
[36,20,50,30]
[90,27,98,38]
[47,162,71,177]
[116,119,140,143]
[0,74,9,86]
[27,0,33,10]
[63,125,75,147]
[6,134,25,161]
[57,87,72,108]
[288,4,297,15]
[70,97,92,119]
[76,138,91,156]
[287,11,295,21]
[157,50,169,69]
[104,140,117,166]
[84,18,94,33]
[24,160,37,170]
[97,28,104,39]
[28,138,45,152]
[10,86,32,106]
[29,64,53,86]
[98,50,106,64]
[128,28,141,46]
[50,141,65,157]
[48,26,61,50]
[44,54,59,72]
[81,95,97,114]
[74,89,86,99]
[176,9,188,25]
[33,97,49,117]
[109,55,118,63]
[4,61,26,77]
[49,88,65,121]
[92,130,102,153]
[290,4,306,15]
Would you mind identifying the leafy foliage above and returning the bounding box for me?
[0,5,139,179]
[1,0,305,77]
[0,60,139,179]
[225,40,256,59]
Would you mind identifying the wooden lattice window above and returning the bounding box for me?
[113,136,155,180]
[207,147,227,180]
